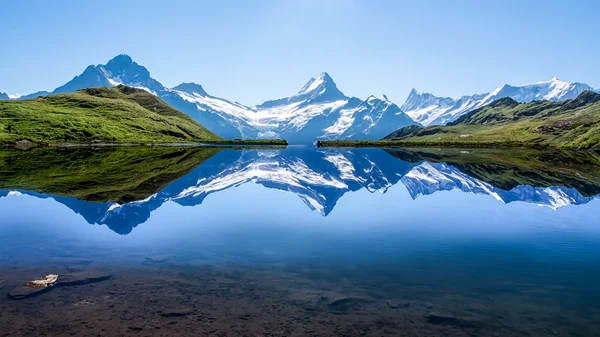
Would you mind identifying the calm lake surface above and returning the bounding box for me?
[0,146,599,336]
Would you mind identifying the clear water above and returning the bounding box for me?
[0,146,599,336]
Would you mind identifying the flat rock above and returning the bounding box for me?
[8,286,54,300]
[57,271,111,286]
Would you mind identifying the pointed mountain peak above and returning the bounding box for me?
[172,82,208,96]
[297,72,339,95]
[409,88,421,96]
[379,94,389,101]
[107,54,134,66]
[317,72,334,83]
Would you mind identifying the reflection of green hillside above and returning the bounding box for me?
[386,148,600,197]
[0,146,221,203]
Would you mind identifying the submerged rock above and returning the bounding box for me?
[160,308,194,318]
[8,271,111,300]
[57,271,112,286]
[8,286,54,299]
[426,312,484,328]
[8,274,59,299]
[327,296,374,310]
[24,274,59,288]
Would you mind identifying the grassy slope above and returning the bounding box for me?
[0,85,222,144]
[386,147,600,196]
[321,91,600,150]
[0,146,221,203]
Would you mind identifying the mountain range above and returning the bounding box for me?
[1,148,598,234]
[382,91,600,150]
[1,54,598,142]
[402,77,598,126]
[1,55,416,143]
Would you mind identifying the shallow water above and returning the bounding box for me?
[0,146,599,336]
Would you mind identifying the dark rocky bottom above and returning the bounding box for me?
[0,260,598,337]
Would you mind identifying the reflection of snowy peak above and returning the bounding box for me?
[169,149,414,215]
[401,162,596,209]
[3,150,598,235]
[403,78,595,126]
[17,55,416,143]
[3,149,414,234]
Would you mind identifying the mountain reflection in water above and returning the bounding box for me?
[1,146,599,235]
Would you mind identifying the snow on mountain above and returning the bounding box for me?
[15,56,416,143]
[403,77,596,126]
[401,162,595,210]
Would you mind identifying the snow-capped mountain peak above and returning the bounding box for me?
[172,82,209,97]
[14,56,416,143]
[297,72,336,95]
[403,78,596,126]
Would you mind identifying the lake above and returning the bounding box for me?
[0,146,599,336]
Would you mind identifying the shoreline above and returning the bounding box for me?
[315,140,599,151]
[0,139,289,149]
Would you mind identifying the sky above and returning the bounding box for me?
[1,0,599,105]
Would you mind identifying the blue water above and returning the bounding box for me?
[1,147,599,336]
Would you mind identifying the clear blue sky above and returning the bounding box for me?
[1,0,598,105]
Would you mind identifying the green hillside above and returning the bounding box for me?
[0,85,222,145]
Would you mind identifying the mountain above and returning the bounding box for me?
[16,55,417,143]
[403,77,596,126]
[18,91,51,100]
[381,91,600,149]
[0,85,221,145]
[0,92,9,100]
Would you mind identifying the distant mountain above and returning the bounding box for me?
[16,55,417,143]
[385,91,600,150]
[0,92,8,100]
[18,91,51,100]
[403,77,596,126]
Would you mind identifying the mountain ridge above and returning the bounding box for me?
[382,91,600,150]
[11,55,417,143]
[403,77,597,126]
